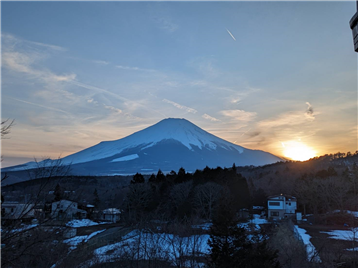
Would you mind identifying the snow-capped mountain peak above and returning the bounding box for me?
[4,118,282,177]
[61,118,243,165]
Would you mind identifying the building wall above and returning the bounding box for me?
[268,209,285,220]
[267,195,297,220]
[268,200,284,210]
[285,201,297,214]
[2,203,35,219]
[51,200,77,213]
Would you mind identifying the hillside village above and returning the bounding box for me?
[2,152,358,267]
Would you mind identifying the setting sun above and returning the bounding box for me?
[282,141,317,161]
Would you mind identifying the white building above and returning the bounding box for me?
[1,202,36,220]
[51,200,87,220]
[102,208,121,223]
[267,194,297,220]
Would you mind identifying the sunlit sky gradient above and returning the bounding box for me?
[1,1,357,167]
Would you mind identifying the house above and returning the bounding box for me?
[267,194,297,220]
[1,202,36,220]
[51,200,87,220]
[102,208,121,223]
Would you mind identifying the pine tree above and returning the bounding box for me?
[148,174,156,183]
[131,173,145,184]
[156,169,165,182]
[54,184,63,202]
[93,188,100,208]
[208,192,281,268]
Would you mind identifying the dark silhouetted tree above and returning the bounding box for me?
[156,169,165,183]
[131,173,145,184]
[93,188,100,208]
[54,183,63,202]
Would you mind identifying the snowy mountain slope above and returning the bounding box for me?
[3,118,282,176]
[59,118,245,165]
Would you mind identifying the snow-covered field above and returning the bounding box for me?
[332,210,358,217]
[321,228,358,242]
[192,215,268,231]
[84,215,269,267]
[86,230,210,267]
[294,225,321,263]
[66,219,108,228]
[9,224,38,234]
[64,229,106,251]
[242,214,268,229]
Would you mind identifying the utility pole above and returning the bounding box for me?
[350,0,358,52]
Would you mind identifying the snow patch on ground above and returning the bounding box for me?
[294,225,321,263]
[111,154,139,162]
[192,215,268,231]
[332,210,358,217]
[88,230,210,267]
[346,247,358,251]
[239,214,269,230]
[66,219,105,228]
[321,228,358,241]
[10,224,38,234]
[64,229,106,250]
[192,223,212,230]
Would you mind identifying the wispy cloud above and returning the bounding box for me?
[104,104,122,114]
[28,40,66,52]
[162,99,197,114]
[7,96,71,116]
[115,65,155,72]
[87,99,98,105]
[93,60,109,65]
[153,17,178,33]
[305,102,314,119]
[2,33,67,52]
[70,81,166,117]
[220,109,257,122]
[202,113,220,122]
[2,34,76,84]
[258,103,317,128]
[189,57,219,78]
[226,28,236,41]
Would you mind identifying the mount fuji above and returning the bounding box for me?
[4,118,282,177]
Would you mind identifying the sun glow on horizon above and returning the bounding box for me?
[282,141,317,161]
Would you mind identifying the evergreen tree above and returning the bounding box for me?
[208,192,280,268]
[156,169,165,182]
[148,174,156,183]
[54,184,63,202]
[93,188,100,208]
[131,173,145,184]
[175,167,187,183]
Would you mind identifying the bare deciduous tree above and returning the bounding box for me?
[193,182,222,220]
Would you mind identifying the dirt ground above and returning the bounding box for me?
[299,222,357,266]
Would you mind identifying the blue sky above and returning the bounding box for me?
[1,1,357,166]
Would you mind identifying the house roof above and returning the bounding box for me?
[52,199,78,204]
[267,194,297,201]
[103,208,121,214]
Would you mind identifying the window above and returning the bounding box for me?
[271,212,279,216]
[269,201,280,206]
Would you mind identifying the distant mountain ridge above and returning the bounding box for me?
[3,118,282,177]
